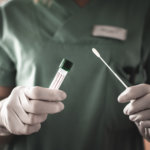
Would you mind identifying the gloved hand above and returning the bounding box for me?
[0,86,66,135]
[118,84,150,141]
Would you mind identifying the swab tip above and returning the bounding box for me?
[92,48,100,58]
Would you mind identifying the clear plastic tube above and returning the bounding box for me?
[49,59,73,89]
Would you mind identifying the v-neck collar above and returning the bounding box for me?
[74,0,90,8]
[56,0,94,14]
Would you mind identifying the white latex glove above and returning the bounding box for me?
[118,84,150,141]
[0,86,66,135]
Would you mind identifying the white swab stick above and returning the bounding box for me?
[92,48,128,89]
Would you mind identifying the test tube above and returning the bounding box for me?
[49,59,73,89]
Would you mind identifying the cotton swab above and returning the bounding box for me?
[92,48,128,89]
[92,49,139,124]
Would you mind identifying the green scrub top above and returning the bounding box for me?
[0,0,150,150]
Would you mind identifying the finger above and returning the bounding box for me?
[26,114,47,125]
[1,109,21,133]
[3,110,41,135]
[24,86,67,101]
[135,122,145,137]
[20,124,41,135]
[2,108,25,134]
[8,111,41,135]
[123,93,150,115]
[15,106,47,125]
[26,100,64,114]
[14,92,31,124]
[140,121,150,128]
[20,92,64,114]
[118,84,150,103]
[144,128,150,141]
[18,92,48,124]
[129,110,150,122]
[6,107,41,135]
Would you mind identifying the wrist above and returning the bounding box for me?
[0,100,11,136]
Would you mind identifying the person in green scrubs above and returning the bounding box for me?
[0,0,150,150]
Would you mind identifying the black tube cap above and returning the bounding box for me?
[59,59,73,71]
